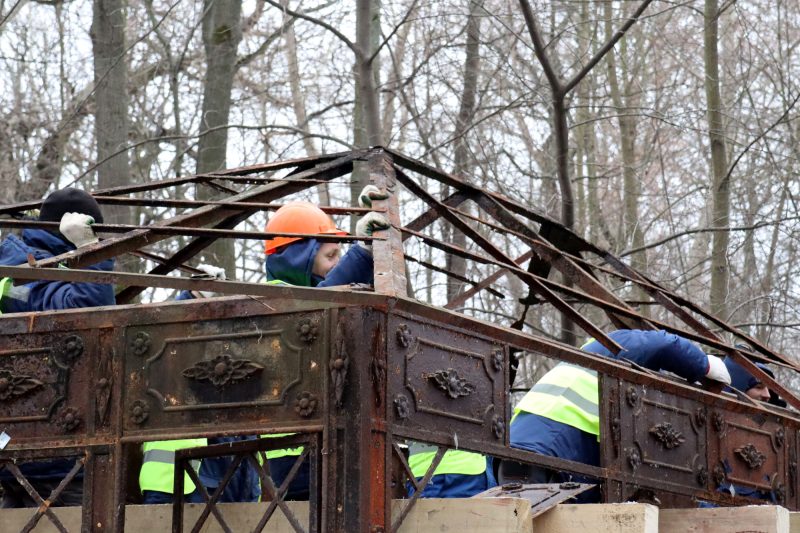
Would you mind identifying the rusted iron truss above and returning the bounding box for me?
[0,147,798,532]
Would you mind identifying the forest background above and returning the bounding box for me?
[2,0,799,392]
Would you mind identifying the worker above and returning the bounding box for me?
[723,350,784,406]
[498,329,732,503]
[0,188,115,508]
[262,186,389,499]
[406,446,496,498]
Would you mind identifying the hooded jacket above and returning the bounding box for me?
[266,238,373,287]
[722,356,785,409]
[0,229,114,313]
[723,356,770,394]
[0,229,114,482]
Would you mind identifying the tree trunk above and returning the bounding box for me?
[351,0,382,227]
[446,0,484,302]
[91,0,131,226]
[605,2,648,314]
[280,1,330,205]
[704,0,730,318]
[197,0,243,276]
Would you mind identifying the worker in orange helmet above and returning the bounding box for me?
[264,185,389,288]
[262,185,389,500]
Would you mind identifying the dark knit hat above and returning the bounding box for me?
[39,188,103,224]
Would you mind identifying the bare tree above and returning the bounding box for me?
[197,0,243,275]
[91,0,131,225]
[704,0,730,319]
[517,0,654,344]
[446,0,484,302]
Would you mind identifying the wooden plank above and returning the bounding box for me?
[393,498,532,533]
[660,506,790,533]
[789,512,800,533]
[532,503,658,533]
[0,499,532,532]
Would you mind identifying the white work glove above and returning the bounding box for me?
[190,263,226,299]
[358,184,389,208]
[355,212,390,252]
[59,213,98,248]
[195,263,226,280]
[705,354,731,385]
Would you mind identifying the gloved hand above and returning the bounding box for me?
[196,263,226,280]
[356,212,390,251]
[189,263,227,298]
[59,213,99,248]
[705,354,732,385]
[358,185,389,208]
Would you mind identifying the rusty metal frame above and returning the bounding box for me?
[172,434,319,533]
[1,147,800,533]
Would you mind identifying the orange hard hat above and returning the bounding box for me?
[264,201,346,255]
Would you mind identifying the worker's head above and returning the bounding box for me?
[39,188,104,224]
[722,356,773,402]
[264,201,347,285]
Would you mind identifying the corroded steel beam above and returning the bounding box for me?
[31,152,365,270]
[0,219,382,244]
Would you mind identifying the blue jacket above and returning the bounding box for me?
[510,330,709,491]
[197,436,262,502]
[266,238,373,287]
[0,229,114,482]
[582,329,709,383]
[0,229,115,313]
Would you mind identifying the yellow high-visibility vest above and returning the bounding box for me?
[261,433,303,460]
[514,362,600,437]
[139,439,207,494]
[407,443,487,478]
[0,277,11,314]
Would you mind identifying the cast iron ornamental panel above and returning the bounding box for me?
[0,331,93,440]
[388,314,506,445]
[614,379,708,492]
[712,409,787,503]
[123,311,326,433]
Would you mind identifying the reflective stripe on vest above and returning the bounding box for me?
[139,438,207,494]
[0,277,10,315]
[514,362,600,436]
[142,449,201,472]
[407,442,487,478]
[261,433,303,460]
[0,277,30,314]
